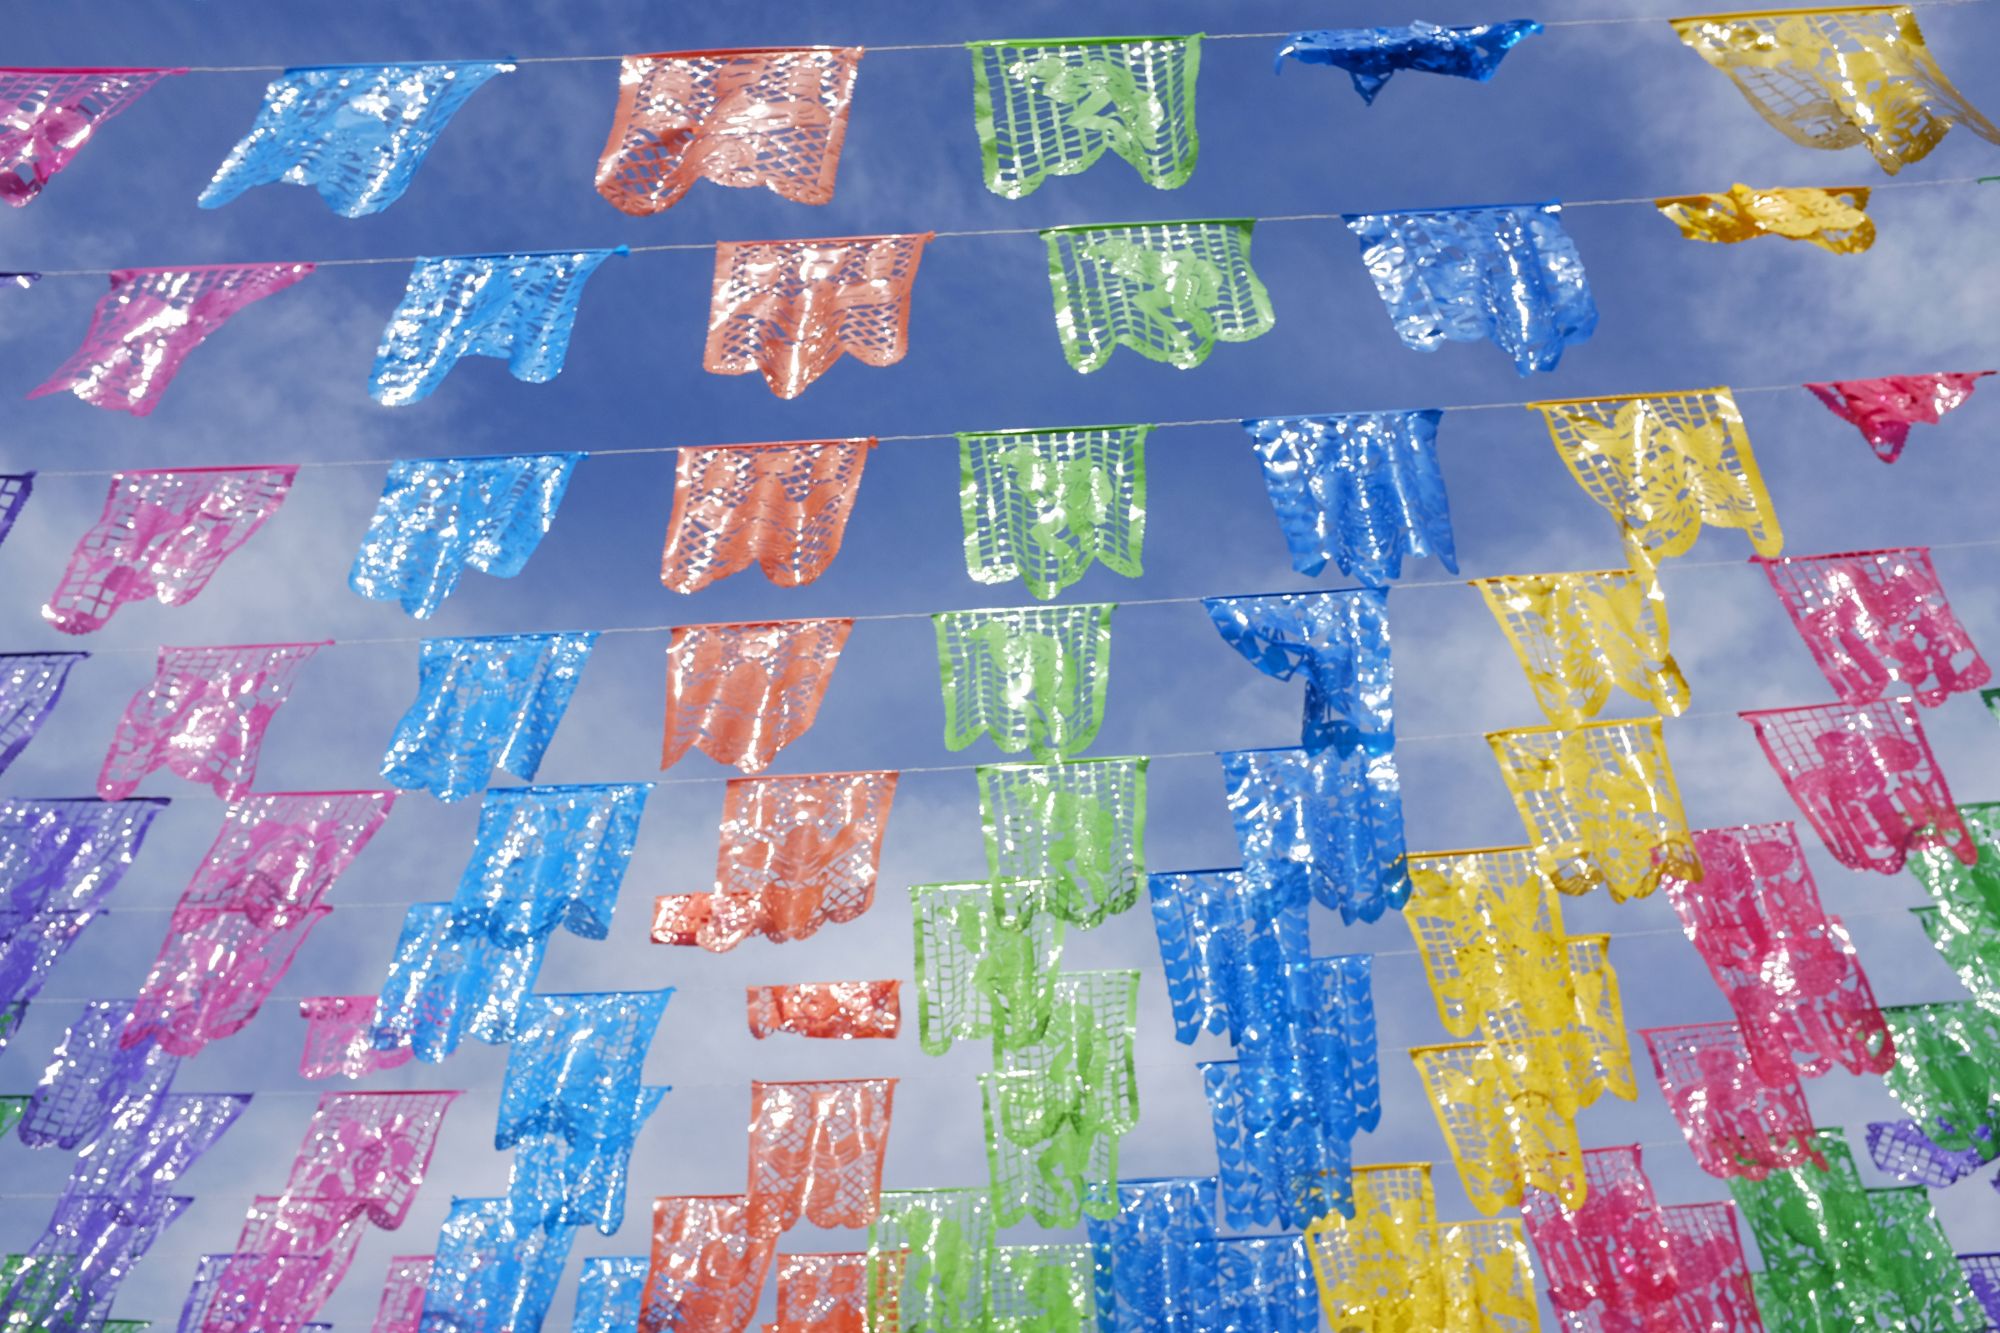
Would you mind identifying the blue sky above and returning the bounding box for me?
[3,0,1999,1327]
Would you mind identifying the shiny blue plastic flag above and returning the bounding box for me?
[1203,589,1392,752]
[380,631,597,803]
[0,473,32,548]
[497,990,673,1152]
[199,62,513,216]
[1243,412,1455,585]
[1276,21,1542,102]
[1216,1235,1318,1333]
[1344,203,1596,374]
[1086,1175,1221,1333]
[448,784,651,947]
[349,452,583,620]
[371,902,549,1062]
[20,1001,178,1150]
[574,1255,649,1333]
[0,653,86,775]
[1147,868,1309,1046]
[370,248,625,406]
[423,1196,577,1333]
[1219,746,1408,925]
[510,1085,668,1235]
[3,1191,190,1332]
[1,797,167,1012]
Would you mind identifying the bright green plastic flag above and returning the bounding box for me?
[1882,1002,2000,1155]
[1043,219,1274,372]
[989,1244,1098,1332]
[958,425,1148,601]
[936,604,1115,761]
[1909,802,2000,1011]
[912,879,1067,1057]
[969,36,1201,198]
[978,756,1148,927]
[869,1188,994,1332]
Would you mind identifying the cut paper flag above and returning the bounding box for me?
[299,996,416,1080]
[747,1075,896,1234]
[1488,717,1699,902]
[1302,1164,1540,1333]
[1043,219,1273,372]
[424,1195,575,1333]
[499,989,668,1163]
[1968,1258,2000,1330]
[640,1193,775,1333]
[1742,698,1972,873]
[1868,1118,1986,1189]
[200,62,513,216]
[0,797,166,1012]
[1243,411,1456,585]
[1533,387,1783,572]
[61,1087,246,1218]
[21,999,178,1149]
[445,784,650,946]
[960,426,1150,607]
[865,1189,991,1329]
[1643,1021,1823,1179]
[969,36,1202,198]
[381,632,596,803]
[979,756,1148,927]
[0,472,32,547]
[370,249,624,406]
[1473,568,1689,725]
[1907,803,2000,1016]
[1275,21,1543,102]
[29,264,314,417]
[1870,1002,2000,1185]
[0,652,87,774]
[1665,823,1892,1082]
[767,1253,871,1332]
[575,1255,647,1333]
[511,1083,666,1234]
[706,233,930,399]
[935,602,1116,760]
[659,438,872,594]
[651,770,896,952]
[661,618,851,774]
[1,1194,192,1330]
[1204,588,1393,752]
[43,465,296,634]
[350,452,582,619]
[372,903,550,1062]
[1672,5,2000,173]
[1221,744,1407,925]
[912,878,1067,1056]
[1757,547,1990,706]
[1,68,184,206]
[596,47,862,214]
[746,980,901,1040]
[1148,867,1308,1047]
[1345,203,1595,374]
[99,641,325,800]
[1806,371,1991,461]
[1656,183,1874,252]
[1086,1175,1220,1332]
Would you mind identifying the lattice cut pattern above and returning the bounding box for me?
[1487,717,1699,902]
[30,264,314,416]
[175,790,396,924]
[1806,370,1992,461]
[706,234,930,399]
[1221,744,1407,925]
[1521,1146,1683,1326]
[423,1195,576,1333]
[1474,569,1689,725]
[1643,1021,1823,1179]
[1147,867,1309,1046]
[381,631,596,802]
[446,783,649,946]
[770,1252,869,1332]
[984,970,1140,1228]
[99,641,324,800]
[1085,1175,1221,1333]
[1759,546,1990,707]
[1043,220,1272,373]
[299,996,416,1080]
[44,466,294,635]
[936,603,1116,761]
[1672,5,2000,173]
[867,1188,993,1332]
[1743,698,1972,873]
[575,1255,647,1333]
[1909,802,2000,1013]
[0,795,165,925]
[2,1192,191,1331]
[1205,588,1394,751]
[913,879,1066,1056]
[63,1088,247,1211]
[1534,387,1782,572]
[1665,823,1892,1081]
[1866,1117,1987,1187]
[280,1089,460,1238]
[0,472,32,546]
[1657,182,1874,251]
[124,900,331,1055]
[1879,1002,2000,1162]
[661,439,871,594]
[510,1084,665,1234]
[661,619,851,774]
[370,249,622,406]
[371,902,549,1062]
[1647,1202,1765,1333]
[747,980,901,1040]
[1962,1253,2000,1327]
[1276,22,1543,101]
[957,425,1147,603]
[21,999,178,1149]
[1346,203,1595,375]
[979,757,1148,928]
[201,62,511,215]
[1213,1236,1316,1333]
[0,910,94,1015]
[350,452,582,620]
[2,67,182,205]
[1243,411,1456,585]
[597,48,860,213]
[498,990,671,1149]
[748,1077,896,1235]
[641,1193,777,1333]
[970,37,1200,198]
[652,770,896,952]
[1411,1040,1587,1213]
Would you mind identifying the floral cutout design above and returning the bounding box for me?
[746,980,901,1040]
[381,632,596,803]
[1473,568,1689,724]
[912,878,1067,1057]
[747,1077,896,1235]
[1043,219,1273,372]
[659,439,871,594]
[958,425,1148,601]
[1656,183,1875,251]
[936,603,1116,761]
[1204,588,1394,752]
[661,619,852,774]
[1643,1021,1823,1179]
[99,641,326,801]
[979,757,1148,928]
